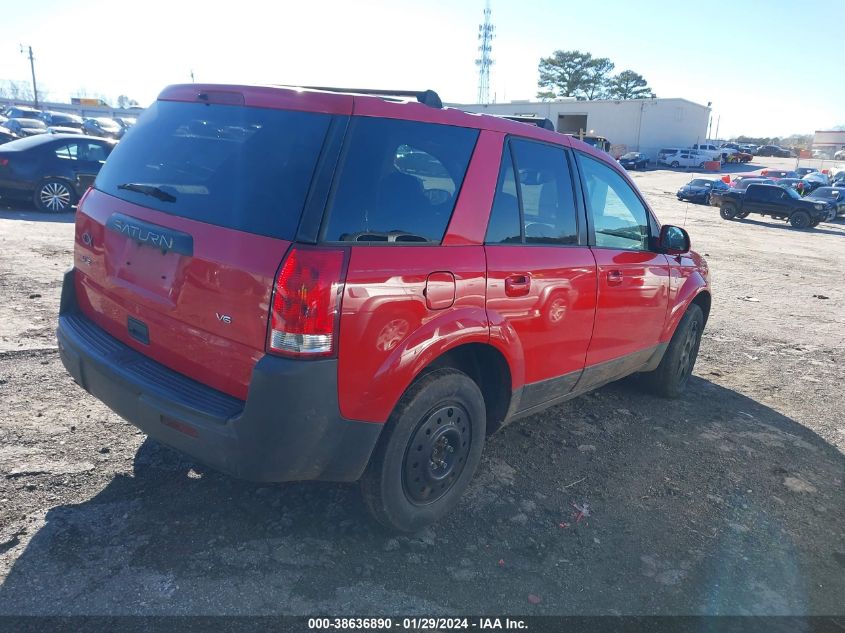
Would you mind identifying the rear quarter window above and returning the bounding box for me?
[95,100,332,239]
[321,117,479,243]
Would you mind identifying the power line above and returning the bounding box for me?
[475,1,494,104]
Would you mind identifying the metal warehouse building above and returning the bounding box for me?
[455,97,711,159]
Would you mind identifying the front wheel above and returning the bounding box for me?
[34,179,75,212]
[789,211,811,229]
[360,368,486,532]
[720,204,738,220]
[640,304,705,398]
[671,161,680,168]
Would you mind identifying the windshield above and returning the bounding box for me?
[621,152,639,159]
[810,188,837,199]
[689,179,712,187]
[784,187,802,199]
[95,100,331,239]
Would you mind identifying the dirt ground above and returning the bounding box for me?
[0,157,843,617]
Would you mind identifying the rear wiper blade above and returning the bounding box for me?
[117,182,177,203]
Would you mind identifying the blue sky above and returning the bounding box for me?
[2,0,841,138]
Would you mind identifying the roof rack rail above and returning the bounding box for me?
[490,114,555,131]
[286,86,443,109]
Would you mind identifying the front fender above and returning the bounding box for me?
[662,269,709,342]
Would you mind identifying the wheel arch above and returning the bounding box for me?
[420,342,515,435]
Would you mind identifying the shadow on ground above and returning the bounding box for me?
[1,378,843,616]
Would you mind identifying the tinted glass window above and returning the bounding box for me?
[485,148,521,244]
[486,140,578,245]
[323,117,478,243]
[512,139,578,244]
[95,100,331,239]
[580,153,650,251]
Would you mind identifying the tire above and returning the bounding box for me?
[720,204,738,220]
[703,193,711,205]
[789,211,811,229]
[640,304,704,398]
[34,179,76,212]
[698,162,706,168]
[671,161,680,168]
[360,368,486,532]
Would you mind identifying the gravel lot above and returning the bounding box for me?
[1,157,843,616]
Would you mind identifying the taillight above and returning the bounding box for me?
[268,248,345,358]
[0,158,8,167]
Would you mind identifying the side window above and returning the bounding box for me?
[323,118,478,243]
[579,153,650,251]
[54,144,78,160]
[511,139,578,245]
[486,139,578,245]
[84,142,109,162]
[485,148,521,244]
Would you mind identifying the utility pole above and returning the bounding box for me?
[20,45,39,108]
[714,115,721,142]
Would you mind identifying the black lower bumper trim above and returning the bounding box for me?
[56,269,382,483]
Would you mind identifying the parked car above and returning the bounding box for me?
[756,145,791,158]
[659,149,705,168]
[795,167,818,178]
[3,105,42,120]
[773,177,804,192]
[760,169,798,179]
[835,149,845,160]
[55,83,711,531]
[47,126,85,135]
[709,177,775,207]
[2,118,47,137]
[657,148,681,163]
[715,183,835,227]
[40,111,84,130]
[804,187,845,217]
[677,177,728,204]
[113,116,137,132]
[739,144,757,154]
[689,143,722,161]
[81,117,123,139]
[618,151,649,170]
[0,134,115,212]
[728,151,753,163]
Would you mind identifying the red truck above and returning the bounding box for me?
[57,84,711,531]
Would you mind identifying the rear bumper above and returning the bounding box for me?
[56,269,382,483]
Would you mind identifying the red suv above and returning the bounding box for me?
[57,84,711,531]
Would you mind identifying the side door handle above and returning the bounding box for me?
[504,273,531,297]
[606,270,624,286]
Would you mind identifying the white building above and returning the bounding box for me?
[454,97,711,159]
[812,130,845,157]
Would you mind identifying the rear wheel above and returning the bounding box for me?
[671,161,680,168]
[720,204,738,220]
[34,179,75,212]
[360,368,486,532]
[789,211,811,229]
[640,304,704,398]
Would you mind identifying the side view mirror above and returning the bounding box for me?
[658,225,691,255]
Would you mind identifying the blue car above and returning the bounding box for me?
[677,178,729,205]
[618,152,649,170]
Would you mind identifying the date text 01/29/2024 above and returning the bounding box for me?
[307,617,528,630]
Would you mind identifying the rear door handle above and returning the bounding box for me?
[607,270,624,286]
[505,274,531,297]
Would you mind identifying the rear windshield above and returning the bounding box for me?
[95,100,331,239]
